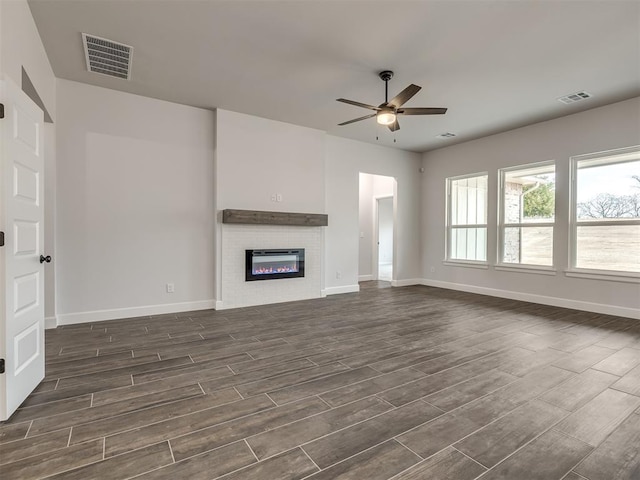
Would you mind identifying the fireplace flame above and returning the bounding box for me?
[253,265,298,275]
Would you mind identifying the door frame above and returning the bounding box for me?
[373,194,396,281]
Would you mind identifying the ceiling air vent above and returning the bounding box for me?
[436,132,456,139]
[82,33,133,80]
[557,91,592,104]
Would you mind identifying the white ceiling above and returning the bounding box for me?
[28,0,640,153]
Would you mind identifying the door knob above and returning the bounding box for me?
[40,255,52,264]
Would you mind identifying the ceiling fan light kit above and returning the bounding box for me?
[337,70,447,132]
[377,111,396,125]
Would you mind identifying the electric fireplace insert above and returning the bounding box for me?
[245,249,305,281]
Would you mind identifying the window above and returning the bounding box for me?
[499,162,555,267]
[446,173,488,262]
[570,146,640,275]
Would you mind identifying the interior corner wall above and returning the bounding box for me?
[325,136,422,293]
[55,80,216,324]
[421,97,640,318]
[0,0,57,322]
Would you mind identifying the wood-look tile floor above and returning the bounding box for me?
[2,282,640,479]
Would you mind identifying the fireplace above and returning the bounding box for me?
[245,249,305,281]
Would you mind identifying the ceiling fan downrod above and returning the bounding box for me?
[379,70,394,105]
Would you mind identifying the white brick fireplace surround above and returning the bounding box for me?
[219,224,323,309]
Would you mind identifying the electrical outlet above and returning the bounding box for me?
[430,266,435,273]
[336,271,341,279]
[166,283,175,293]
[270,194,277,202]
[276,193,282,202]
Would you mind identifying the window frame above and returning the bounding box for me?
[445,172,489,266]
[497,160,556,272]
[568,145,640,282]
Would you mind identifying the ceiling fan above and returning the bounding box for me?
[337,70,447,132]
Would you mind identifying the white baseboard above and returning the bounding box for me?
[45,316,58,330]
[419,278,640,320]
[57,299,218,325]
[391,278,423,287]
[215,293,324,311]
[358,275,373,282]
[323,284,360,296]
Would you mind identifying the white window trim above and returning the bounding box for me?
[443,260,489,269]
[497,160,556,270]
[571,219,640,227]
[564,269,640,284]
[569,145,640,280]
[495,264,557,276]
[445,172,489,265]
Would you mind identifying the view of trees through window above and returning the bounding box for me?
[523,181,554,218]
[574,155,640,273]
[577,174,640,219]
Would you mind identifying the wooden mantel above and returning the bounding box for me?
[222,209,328,227]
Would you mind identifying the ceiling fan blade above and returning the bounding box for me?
[338,113,377,126]
[388,119,400,132]
[336,98,381,111]
[387,84,421,108]
[398,107,448,115]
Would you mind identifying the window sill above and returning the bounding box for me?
[495,265,557,276]
[443,260,489,270]
[565,269,640,284]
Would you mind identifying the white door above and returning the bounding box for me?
[0,77,46,420]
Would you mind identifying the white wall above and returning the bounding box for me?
[215,109,326,307]
[55,80,216,324]
[422,97,640,318]
[326,136,422,293]
[216,109,325,212]
[0,0,57,323]
[373,175,395,197]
